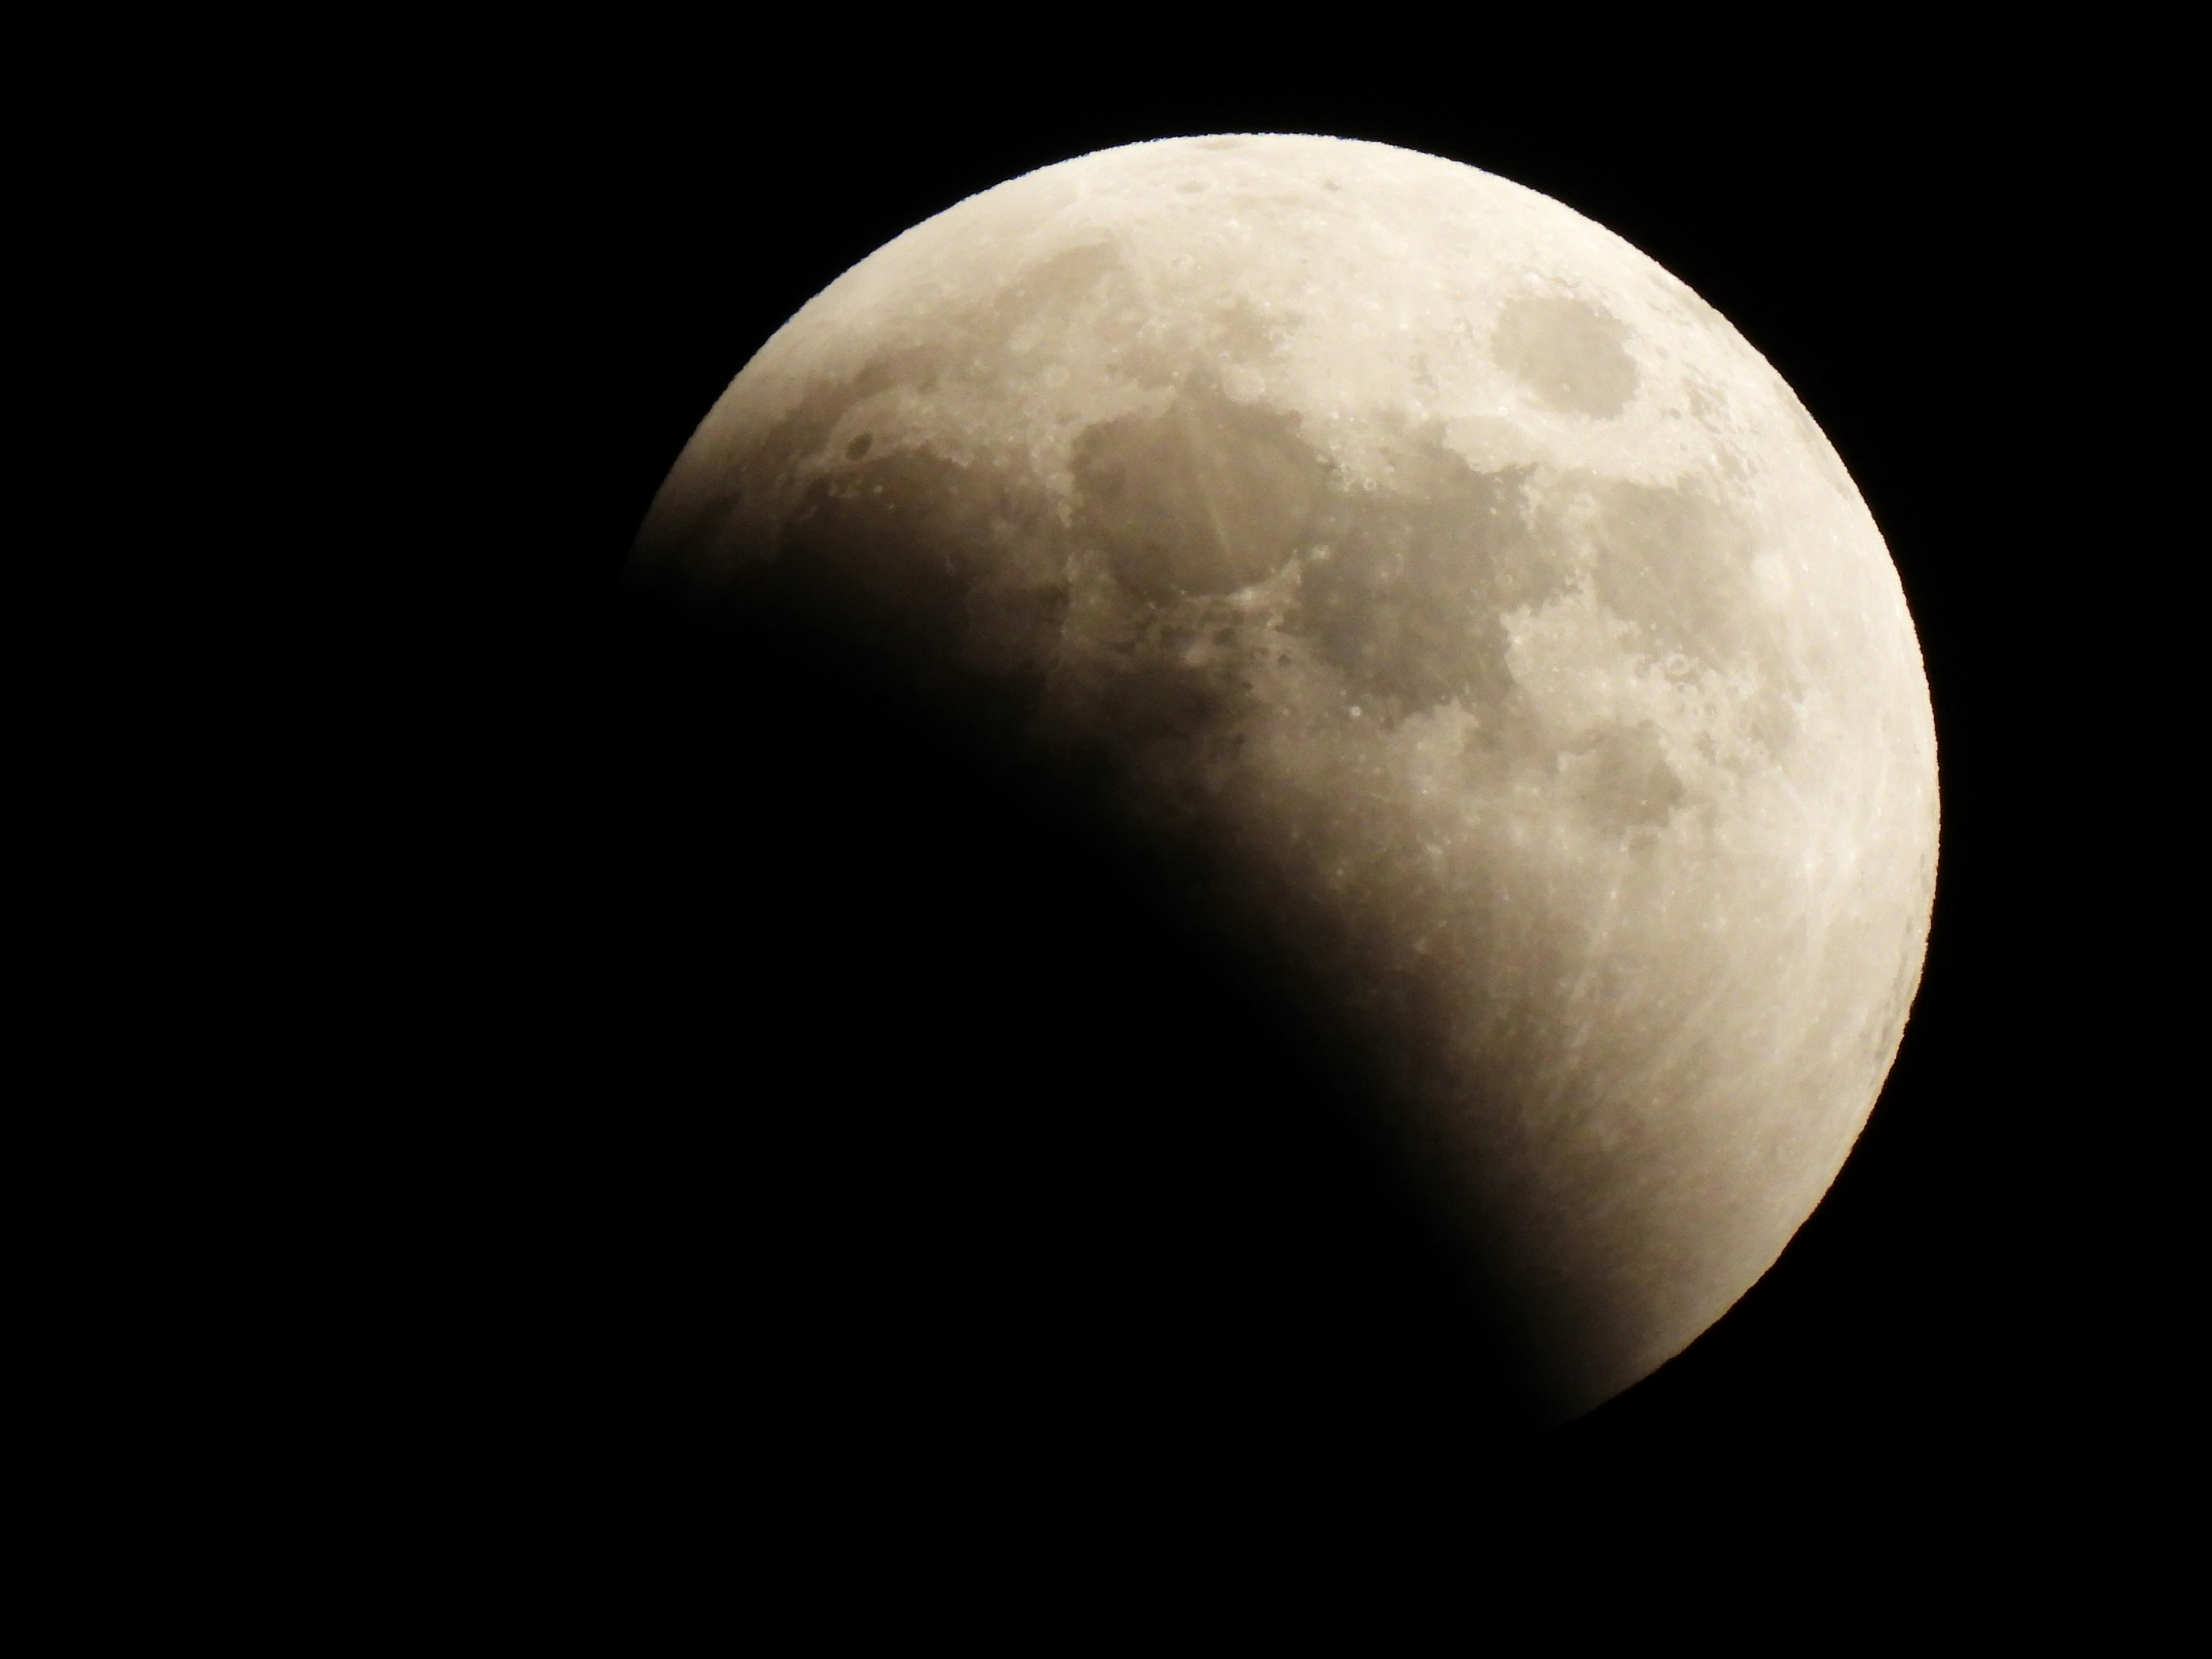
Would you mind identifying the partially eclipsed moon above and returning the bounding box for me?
[631,135,1938,1419]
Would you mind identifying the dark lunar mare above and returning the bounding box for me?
[596,558,1561,1518]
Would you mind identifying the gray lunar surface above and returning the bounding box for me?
[632,134,1938,1417]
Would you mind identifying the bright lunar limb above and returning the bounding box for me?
[632,135,1938,1420]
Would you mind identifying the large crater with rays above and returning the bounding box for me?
[628,134,1937,1419]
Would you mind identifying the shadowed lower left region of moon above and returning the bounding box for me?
[627,135,1938,1422]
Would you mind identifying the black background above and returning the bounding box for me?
[399,39,2153,1577]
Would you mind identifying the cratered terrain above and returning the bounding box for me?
[628,134,1938,1421]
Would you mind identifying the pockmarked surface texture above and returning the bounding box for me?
[632,135,1938,1418]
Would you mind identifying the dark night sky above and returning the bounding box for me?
[412,41,2152,1575]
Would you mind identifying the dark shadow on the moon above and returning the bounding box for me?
[571,575,1556,1529]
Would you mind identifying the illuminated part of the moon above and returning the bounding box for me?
[632,135,1938,1420]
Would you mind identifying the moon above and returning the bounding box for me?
[629,134,1937,1421]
